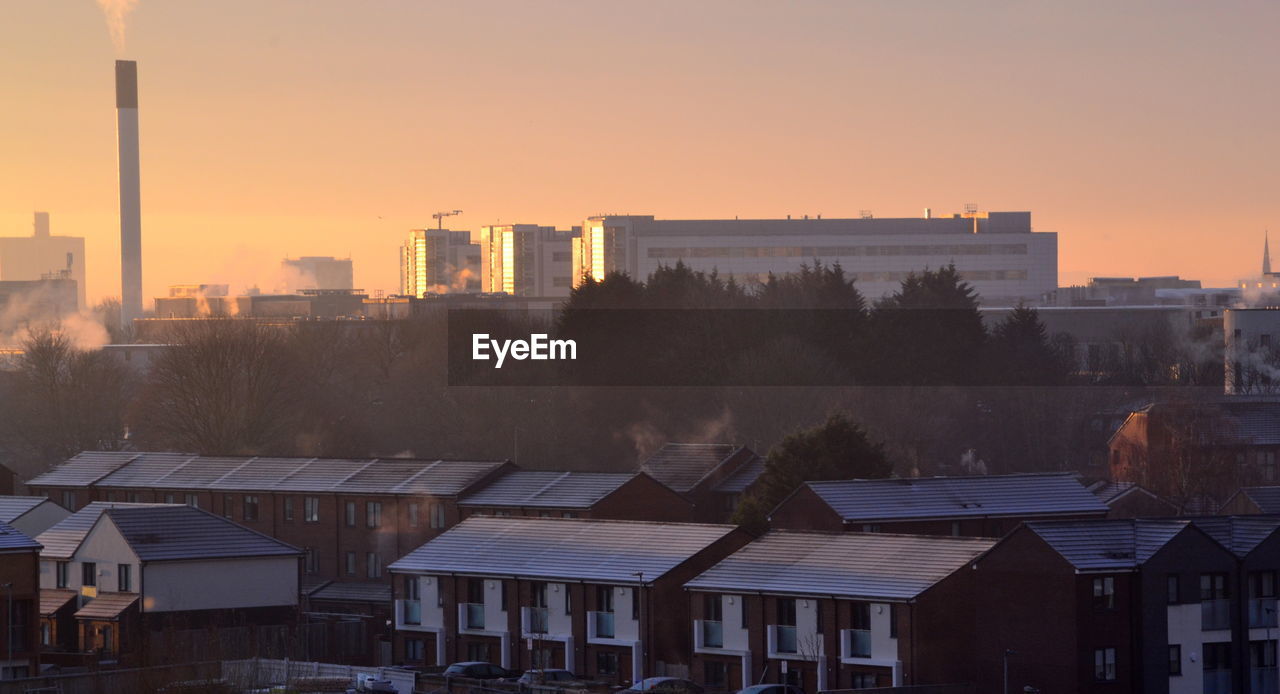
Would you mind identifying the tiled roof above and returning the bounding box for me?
[1024,519,1193,571]
[0,519,40,552]
[105,506,300,562]
[1222,401,1280,446]
[796,473,1109,523]
[1235,487,1280,514]
[27,452,506,497]
[1088,481,1138,504]
[39,588,77,615]
[0,495,51,523]
[684,530,994,600]
[390,516,738,583]
[74,592,139,620]
[308,581,392,604]
[36,502,174,560]
[1191,516,1280,557]
[712,456,766,494]
[459,471,636,509]
[639,443,740,493]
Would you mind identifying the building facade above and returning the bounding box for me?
[0,212,86,310]
[401,229,482,297]
[457,471,695,522]
[0,521,40,680]
[281,256,354,292]
[576,211,1057,306]
[1225,309,1280,394]
[478,225,579,297]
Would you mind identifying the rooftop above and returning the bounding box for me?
[104,505,300,562]
[1232,487,1280,514]
[639,443,746,494]
[36,502,175,559]
[0,519,40,552]
[712,456,766,494]
[793,473,1109,523]
[27,451,508,497]
[0,495,54,523]
[74,592,139,620]
[1023,519,1197,571]
[685,530,995,601]
[459,471,637,509]
[1190,516,1280,557]
[389,516,738,584]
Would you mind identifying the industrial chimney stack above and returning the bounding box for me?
[116,59,143,327]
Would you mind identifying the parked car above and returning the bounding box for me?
[734,685,804,694]
[517,669,583,685]
[443,662,519,680]
[619,677,705,694]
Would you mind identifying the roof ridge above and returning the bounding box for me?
[526,471,573,501]
[207,456,260,486]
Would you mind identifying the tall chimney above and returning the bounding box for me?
[116,59,143,327]
[33,211,50,238]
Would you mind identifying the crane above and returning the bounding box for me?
[432,209,463,230]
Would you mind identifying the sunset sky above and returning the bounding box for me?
[1,0,1277,305]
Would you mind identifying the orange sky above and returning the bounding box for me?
[1,0,1277,305]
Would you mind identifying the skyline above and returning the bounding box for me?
[2,0,1278,305]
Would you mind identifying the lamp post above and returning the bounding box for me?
[633,571,646,683]
[1003,648,1016,694]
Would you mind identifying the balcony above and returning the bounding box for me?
[589,611,615,639]
[841,628,872,659]
[401,599,421,626]
[695,620,723,649]
[1202,599,1231,631]
[462,603,485,630]
[1249,597,1278,628]
[766,625,823,661]
[774,625,797,654]
[1250,667,1278,694]
[523,606,549,634]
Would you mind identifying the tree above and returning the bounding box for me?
[863,265,988,385]
[732,412,892,533]
[989,305,1069,385]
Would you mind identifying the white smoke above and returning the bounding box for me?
[95,0,140,54]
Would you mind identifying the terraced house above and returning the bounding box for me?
[457,471,694,521]
[0,520,40,680]
[638,443,765,522]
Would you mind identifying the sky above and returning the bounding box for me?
[0,0,1277,305]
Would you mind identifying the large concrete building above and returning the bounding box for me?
[0,212,86,311]
[478,224,579,297]
[281,256,354,292]
[400,229,481,297]
[576,210,1057,306]
[1225,308,1280,394]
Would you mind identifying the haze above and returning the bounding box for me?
[1,0,1277,305]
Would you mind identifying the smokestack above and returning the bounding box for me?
[33,211,50,238]
[116,59,142,327]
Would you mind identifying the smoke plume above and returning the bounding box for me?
[95,0,140,54]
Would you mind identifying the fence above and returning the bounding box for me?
[0,661,220,694]
[223,657,416,693]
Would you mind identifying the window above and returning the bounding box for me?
[777,598,796,626]
[56,561,69,589]
[40,622,50,646]
[1250,640,1277,669]
[408,502,419,527]
[100,624,113,652]
[283,497,294,521]
[126,492,139,503]
[405,638,424,661]
[345,551,357,576]
[705,594,723,621]
[1205,642,1231,672]
[61,491,76,509]
[367,552,382,579]
[741,596,749,628]
[467,642,490,663]
[469,578,486,605]
[243,495,260,521]
[223,494,234,519]
[565,585,572,614]
[704,661,727,688]
[851,601,871,630]
[851,674,877,689]
[367,501,382,528]
[562,511,577,519]
[304,548,318,575]
[82,562,97,587]
[501,581,508,611]
[304,496,319,523]
[430,503,446,529]
[1202,573,1229,600]
[406,575,421,600]
[596,651,618,676]
[1093,576,1116,610]
[861,524,881,533]
[345,501,357,527]
[118,564,131,592]
[889,603,898,638]
[1094,648,1116,681]
[1167,575,1179,604]
[1168,645,1182,676]
[164,493,175,504]
[950,521,962,537]
[185,493,198,508]
[632,586,640,620]
[1251,571,1277,598]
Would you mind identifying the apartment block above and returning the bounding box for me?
[478,224,579,297]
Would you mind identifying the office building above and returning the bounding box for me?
[281,256,354,292]
[1225,308,1280,394]
[400,229,481,297]
[0,212,86,310]
[478,225,579,297]
[577,210,1056,306]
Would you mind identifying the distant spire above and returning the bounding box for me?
[1266,231,1273,276]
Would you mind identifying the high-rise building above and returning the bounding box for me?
[281,256,354,292]
[478,224,579,297]
[399,229,481,297]
[0,212,87,311]
[576,210,1057,306]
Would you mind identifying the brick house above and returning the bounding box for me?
[683,530,995,693]
[458,471,695,522]
[0,520,40,680]
[639,444,765,522]
[769,473,1109,537]
[389,516,750,684]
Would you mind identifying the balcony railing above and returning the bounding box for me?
[1204,670,1232,694]
[772,625,797,654]
[700,620,723,648]
[401,599,422,625]
[1202,599,1231,631]
[524,606,549,634]
[590,611,615,639]
[1250,667,1278,694]
[463,602,485,630]
[842,628,872,658]
[767,625,822,660]
[1249,597,1278,628]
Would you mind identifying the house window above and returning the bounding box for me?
[367,552,382,579]
[345,501,356,527]
[705,594,723,622]
[100,625,113,652]
[40,622,50,646]
[1205,642,1231,673]
[851,601,871,629]
[632,586,640,620]
[283,497,294,522]
[597,585,614,613]
[304,548,318,575]
[1093,576,1116,610]
[223,495,234,519]
[861,524,881,533]
[408,502,420,527]
[405,638,424,661]
[346,552,357,576]
[164,493,175,504]
[185,493,198,508]
[1094,647,1116,681]
[118,564,131,592]
[851,674,876,689]
[61,491,75,509]
[82,562,97,587]
[889,603,898,638]
[243,495,259,521]
[1202,573,1229,600]
[1169,645,1182,676]
[500,581,509,611]
[126,492,139,503]
[704,661,727,688]
[430,503,446,528]
[596,651,618,676]
[469,578,486,605]
[1167,575,1179,604]
[406,575,421,600]
[777,597,796,626]
[304,496,320,523]
[562,511,577,519]
[366,501,382,528]
[1250,640,1277,670]
[467,642,490,663]
[565,585,572,614]
[1250,571,1277,599]
[950,521,962,537]
[56,562,69,588]
[1262,452,1278,482]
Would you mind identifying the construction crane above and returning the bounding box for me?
[432,209,463,230]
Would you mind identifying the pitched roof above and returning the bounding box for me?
[0,495,52,523]
[1088,480,1138,504]
[712,456,766,494]
[27,451,507,497]
[0,519,40,552]
[794,473,1108,523]
[39,588,77,615]
[36,502,174,560]
[1023,519,1194,571]
[103,505,300,561]
[684,530,995,600]
[459,471,637,509]
[74,592,139,620]
[390,516,738,583]
[308,581,392,604]
[639,443,741,493]
[1190,516,1280,557]
[1233,487,1280,514]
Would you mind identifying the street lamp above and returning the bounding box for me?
[1003,649,1016,694]
[633,571,646,683]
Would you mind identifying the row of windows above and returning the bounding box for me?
[1091,570,1275,610]
[205,495,446,529]
[54,561,131,592]
[646,243,1030,260]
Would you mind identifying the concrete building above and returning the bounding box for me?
[0,212,86,311]
[0,496,70,537]
[478,225,579,297]
[0,279,79,336]
[685,531,995,693]
[1225,308,1280,394]
[281,256,354,292]
[0,520,40,679]
[389,516,749,682]
[768,473,1109,537]
[576,211,1056,306]
[400,229,481,297]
